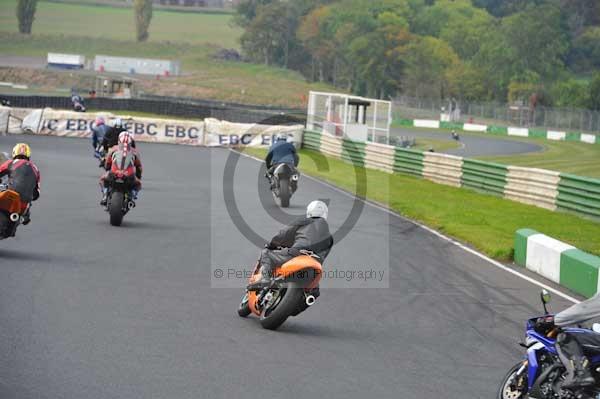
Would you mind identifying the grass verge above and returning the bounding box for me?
[242,147,600,261]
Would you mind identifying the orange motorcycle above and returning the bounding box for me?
[0,183,26,239]
[238,251,323,330]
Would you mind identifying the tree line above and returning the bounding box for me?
[16,0,153,42]
[236,0,600,110]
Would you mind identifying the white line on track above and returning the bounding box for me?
[233,149,580,304]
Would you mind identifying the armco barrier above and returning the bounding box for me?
[365,142,395,173]
[557,174,600,218]
[392,118,598,145]
[515,229,600,298]
[422,152,462,187]
[505,167,560,211]
[303,130,321,152]
[461,159,507,196]
[302,130,600,220]
[341,139,365,167]
[394,148,424,177]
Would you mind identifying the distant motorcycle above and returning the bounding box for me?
[269,163,299,208]
[498,290,600,399]
[451,131,460,141]
[0,183,25,239]
[103,173,136,226]
[238,250,322,330]
[71,95,86,112]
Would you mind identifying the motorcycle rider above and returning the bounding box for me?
[265,133,299,186]
[0,143,41,225]
[247,200,333,291]
[540,293,600,388]
[100,133,142,206]
[91,116,109,156]
[71,90,85,112]
[101,118,128,153]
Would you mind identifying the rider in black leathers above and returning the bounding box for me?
[101,118,128,152]
[247,200,333,291]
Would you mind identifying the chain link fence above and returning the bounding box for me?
[393,96,600,133]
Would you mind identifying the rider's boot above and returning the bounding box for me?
[246,267,272,291]
[100,187,108,206]
[563,357,594,389]
[21,208,31,226]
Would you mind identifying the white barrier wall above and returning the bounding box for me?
[14,109,303,147]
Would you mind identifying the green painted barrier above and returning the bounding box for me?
[440,121,463,130]
[557,174,600,218]
[394,148,424,177]
[393,118,414,127]
[528,129,546,139]
[302,130,322,152]
[461,159,508,196]
[487,126,508,135]
[561,249,600,298]
[515,228,600,298]
[565,132,581,142]
[341,139,366,167]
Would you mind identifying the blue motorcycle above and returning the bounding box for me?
[498,290,600,398]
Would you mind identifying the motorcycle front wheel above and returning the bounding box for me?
[497,362,528,399]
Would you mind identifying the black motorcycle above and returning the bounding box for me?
[104,174,136,226]
[71,95,86,112]
[269,163,299,208]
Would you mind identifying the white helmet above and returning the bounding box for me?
[113,118,123,128]
[275,133,287,141]
[306,200,328,220]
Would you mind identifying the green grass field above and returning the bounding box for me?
[243,147,600,261]
[412,138,460,152]
[0,0,241,48]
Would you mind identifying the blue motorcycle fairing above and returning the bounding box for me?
[524,317,600,390]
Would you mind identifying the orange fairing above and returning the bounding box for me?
[0,190,23,215]
[276,255,323,288]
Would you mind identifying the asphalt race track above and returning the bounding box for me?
[0,135,574,399]
[392,127,543,157]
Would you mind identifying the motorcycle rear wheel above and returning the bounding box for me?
[260,282,304,330]
[497,362,527,399]
[0,212,9,238]
[109,192,124,226]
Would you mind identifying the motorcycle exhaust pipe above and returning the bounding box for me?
[9,213,20,222]
[305,295,316,307]
[127,201,136,210]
